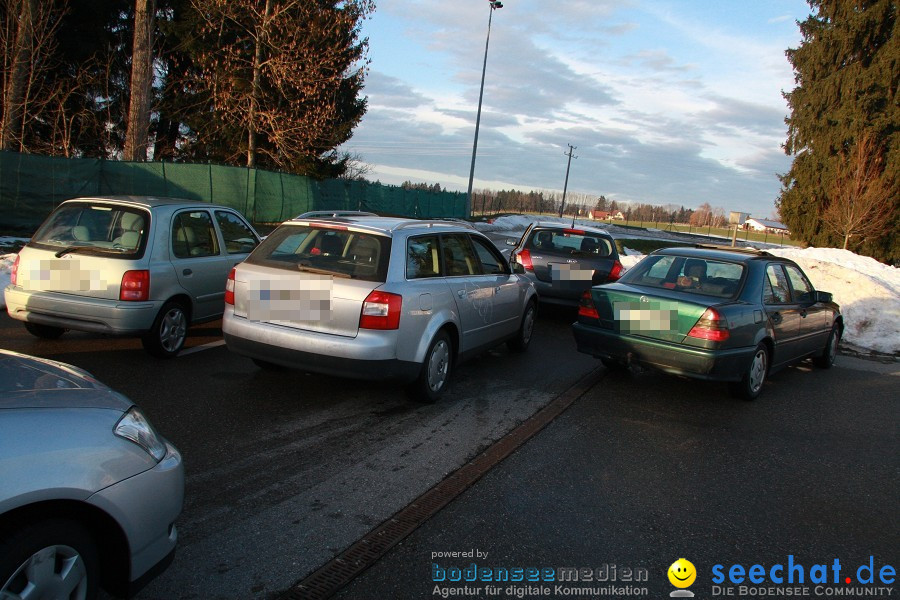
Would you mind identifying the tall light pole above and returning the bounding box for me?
[465,0,503,218]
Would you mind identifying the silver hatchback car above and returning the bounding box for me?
[0,350,183,599]
[6,196,260,357]
[223,216,538,401]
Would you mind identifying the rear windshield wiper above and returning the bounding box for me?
[295,262,351,278]
[55,246,89,258]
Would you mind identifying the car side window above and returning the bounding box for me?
[441,234,480,276]
[172,211,219,258]
[784,264,814,303]
[215,211,258,255]
[469,235,509,275]
[764,264,791,304]
[407,235,441,279]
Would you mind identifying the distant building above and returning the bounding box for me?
[746,218,790,234]
[589,210,625,221]
[729,211,751,225]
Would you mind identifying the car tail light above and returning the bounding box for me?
[10,255,19,286]
[360,290,402,330]
[608,260,623,281]
[120,270,150,301]
[225,268,236,305]
[687,307,730,342]
[578,289,599,319]
[514,249,533,271]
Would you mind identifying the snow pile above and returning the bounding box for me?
[767,248,900,355]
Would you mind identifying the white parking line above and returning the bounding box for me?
[180,339,226,356]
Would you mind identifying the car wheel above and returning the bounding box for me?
[142,300,188,358]
[23,322,66,339]
[252,358,285,371]
[408,331,452,403]
[813,325,840,369]
[729,343,769,401]
[0,519,99,600]
[507,300,537,352]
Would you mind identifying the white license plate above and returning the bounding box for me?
[246,275,332,322]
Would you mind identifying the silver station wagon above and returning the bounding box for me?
[6,196,260,357]
[223,216,538,401]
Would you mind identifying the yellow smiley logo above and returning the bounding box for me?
[668,558,697,588]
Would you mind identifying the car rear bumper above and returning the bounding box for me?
[5,286,160,334]
[572,322,755,382]
[222,310,421,382]
[87,440,183,588]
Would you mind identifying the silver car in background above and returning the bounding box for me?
[223,216,538,401]
[6,196,260,357]
[0,350,183,599]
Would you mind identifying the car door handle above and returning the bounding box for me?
[457,289,466,298]
[495,286,502,293]
[800,309,807,317]
[183,268,192,276]
[771,312,782,324]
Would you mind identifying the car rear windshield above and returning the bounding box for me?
[246,224,391,282]
[30,203,149,258]
[621,254,745,299]
[527,228,615,258]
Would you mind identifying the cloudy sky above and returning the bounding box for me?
[339,0,813,218]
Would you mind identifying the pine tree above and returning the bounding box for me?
[778,0,898,262]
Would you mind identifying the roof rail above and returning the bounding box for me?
[693,243,772,256]
[392,219,477,232]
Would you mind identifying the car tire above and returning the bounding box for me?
[23,322,66,339]
[812,325,840,369]
[408,331,452,403]
[0,519,99,600]
[729,343,769,401]
[507,300,537,353]
[142,300,188,358]
[252,358,285,371]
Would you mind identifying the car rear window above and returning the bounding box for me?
[246,224,390,282]
[30,203,149,258]
[621,254,744,298]
[527,229,615,258]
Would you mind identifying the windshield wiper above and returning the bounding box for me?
[55,246,87,258]
[295,262,350,278]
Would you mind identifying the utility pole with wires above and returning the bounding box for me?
[558,144,577,218]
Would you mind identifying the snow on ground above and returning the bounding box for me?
[1,225,897,354]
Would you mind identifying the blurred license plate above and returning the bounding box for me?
[615,307,675,333]
[551,263,594,281]
[246,274,332,322]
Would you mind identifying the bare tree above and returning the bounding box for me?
[123,0,157,161]
[190,0,374,172]
[0,0,65,151]
[822,134,895,250]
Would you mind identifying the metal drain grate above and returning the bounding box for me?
[280,367,604,600]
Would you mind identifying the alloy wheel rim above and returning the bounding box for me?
[749,349,767,393]
[2,544,88,600]
[160,308,187,352]
[829,332,839,363]
[521,306,535,345]
[427,340,450,392]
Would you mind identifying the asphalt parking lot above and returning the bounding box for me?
[1,311,897,600]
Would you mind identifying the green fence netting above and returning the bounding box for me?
[0,151,466,232]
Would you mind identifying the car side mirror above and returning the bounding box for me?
[815,290,833,303]
[505,238,518,246]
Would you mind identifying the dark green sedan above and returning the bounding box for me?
[572,246,843,399]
